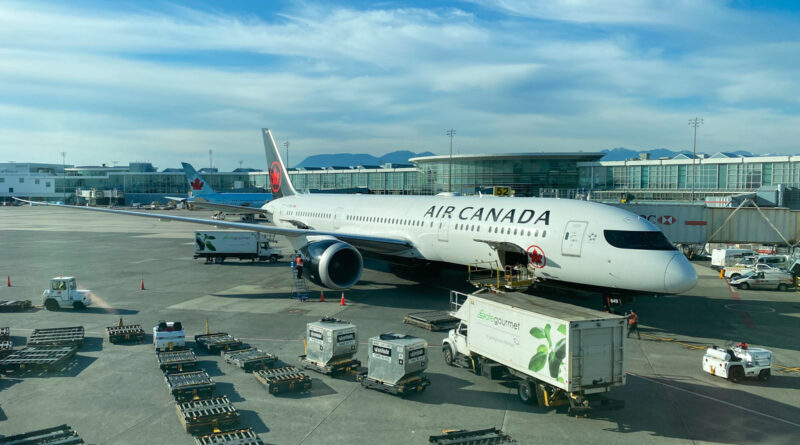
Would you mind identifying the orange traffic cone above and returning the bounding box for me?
[320,291,325,302]
[140,279,145,290]
[6,275,10,287]
[340,292,346,306]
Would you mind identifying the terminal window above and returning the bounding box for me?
[0,177,4,183]
[19,177,23,183]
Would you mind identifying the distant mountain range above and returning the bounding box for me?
[599,148,755,161]
[295,150,436,168]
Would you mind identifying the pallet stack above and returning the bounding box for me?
[0,326,84,373]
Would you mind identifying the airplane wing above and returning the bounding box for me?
[14,199,413,255]
[164,196,187,202]
[189,200,269,215]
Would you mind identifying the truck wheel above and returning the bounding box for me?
[214,257,224,264]
[728,366,744,383]
[738,282,750,290]
[45,299,59,311]
[443,346,454,366]
[758,369,771,381]
[270,255,278,263]
[778,284,788,291]
[73,301,85,310]
[517,380,535,405]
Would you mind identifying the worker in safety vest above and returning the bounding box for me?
[295,254,303,279]
[627,310,640,339]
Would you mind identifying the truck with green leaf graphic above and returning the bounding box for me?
[442,290,626,413]
[194,231,282,264]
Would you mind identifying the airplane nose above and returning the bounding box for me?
[664,253,698,294]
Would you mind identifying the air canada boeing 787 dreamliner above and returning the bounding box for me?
[18,128,697,297]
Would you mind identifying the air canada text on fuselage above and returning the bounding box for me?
[423,205,550,225]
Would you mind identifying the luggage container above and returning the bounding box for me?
[194,428,263,445]
[0,345,78,372]
[0,424,85,445]
[358,333,430,395]
[298,317,360,375]
[223,347,278,372]
[176,396,240,435]
[254,366,311,394]
[158,349,199,373]
[106,323,145,344]
[195,333,243,354]
[28,326,84,347]
[166,370,215,402]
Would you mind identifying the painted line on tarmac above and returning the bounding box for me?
[130,258,158,264]
[724,280,756,329]
[628,372,800,429]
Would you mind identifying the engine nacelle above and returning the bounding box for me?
[300,240,363,289]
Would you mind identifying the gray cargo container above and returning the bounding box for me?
[300,318,361,375]
[366,333,427,385]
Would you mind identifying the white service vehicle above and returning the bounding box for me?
[442,290,626,413]
[702,343,772,382]
[729,270,794,291]
[711,248,755,270]
[194,231,282,264]
[153,321,186,351]
[42,277,92,310]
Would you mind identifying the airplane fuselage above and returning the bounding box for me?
[191,192,271,208]
[266,194,697,295]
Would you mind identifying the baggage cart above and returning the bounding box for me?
[195,333,243,354]
[176,396,240,435]
[428,427,516,444]
[194,428,263,445]
[0,300,32,313]
[28,326,84,347]
[158,349,199,373]
[0,345,78,372]
[0,340,11,359]
[0,326,9,341]
[254,366,311,394]
[0,424,85,445]
[403,311,459,332]
[223,347,277,372]
[298,355,360,375]
[166,370,215,402]
[106,324,145,344]
[357,372,430,396]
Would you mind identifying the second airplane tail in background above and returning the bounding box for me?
[181,162,216,196]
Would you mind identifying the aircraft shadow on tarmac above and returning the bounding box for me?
[214,381,245,403]
[595,374,800,445]
[196,359,223,377]
[237,409,270,435]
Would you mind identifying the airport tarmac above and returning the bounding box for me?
[1,206,799,444]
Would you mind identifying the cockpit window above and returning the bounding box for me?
[604,230,676,250]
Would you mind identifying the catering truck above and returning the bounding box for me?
[194,231,282,264]
[442,290,626,414]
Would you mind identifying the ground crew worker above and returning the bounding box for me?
[627,310,640,339]
[295,254,303,279]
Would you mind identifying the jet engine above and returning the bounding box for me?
[299,240,363,289]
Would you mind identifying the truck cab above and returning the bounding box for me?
[442,321,473,369]
[42,277,92,310]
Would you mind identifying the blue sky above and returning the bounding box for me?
[1,0,800,169]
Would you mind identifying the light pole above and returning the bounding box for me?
[688,117,704,202]
[60,151,66,204]
[208,149,213,169]
[446,129,455,193]
[283,141,290,168]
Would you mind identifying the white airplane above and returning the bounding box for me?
[17,128,697,296]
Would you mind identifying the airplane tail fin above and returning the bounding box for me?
[262,128,296,199]
[181,162,216,196]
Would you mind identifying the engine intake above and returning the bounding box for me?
[300,240,363,289]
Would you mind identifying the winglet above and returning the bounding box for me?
[181,162,215,196]
[262,128,296,199]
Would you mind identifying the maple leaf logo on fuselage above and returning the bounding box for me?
[190,178,205,190]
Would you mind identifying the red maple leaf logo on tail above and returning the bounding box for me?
[270,162,282,193]
[190,178,204,190]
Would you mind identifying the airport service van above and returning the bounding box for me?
[194,231,282,264]
[442,291,626,414]
[711,249,755,270]
[729,270,794,291]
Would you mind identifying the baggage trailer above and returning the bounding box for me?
[158,350,199,373]
[0,340,11,359]
[442,290,626,414]
[403,310,459,332]
[298,318,360,375]
[106,324,145,344]
[0,424,85,445]
[166,370,216,402]
[0,345,78,372]
[254,366,311,394]
[223,348,277,372]
[0,300,32,313]
[0,326,8,341]
[195,333,243,354]
[357,373,430,396]
[194,428,264,445]
[28,327,84,347]
[176,396,240,436]
[428,427,516,444]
